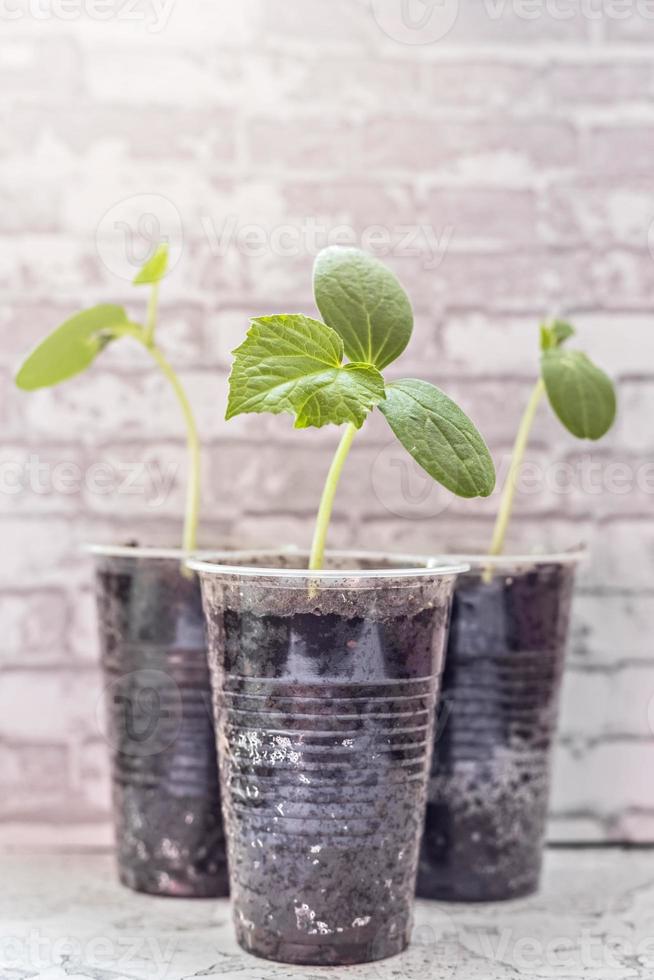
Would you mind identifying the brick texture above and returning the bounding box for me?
[1,0,653,847]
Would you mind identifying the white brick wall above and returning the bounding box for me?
[2,0,653,846]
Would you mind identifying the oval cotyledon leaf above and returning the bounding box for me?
[379,379,496,498]
[313,246,413,370]
[541,348,617,440]
[15,305,131,390]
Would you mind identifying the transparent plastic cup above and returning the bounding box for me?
[91,545,230,898]
[188,551,467,966]
[417,548,583,902]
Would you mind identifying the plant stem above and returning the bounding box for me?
[309,422,357,571]
[108,319,201,553]
[145,282,159,346]
[488,378,545,557]
[147,345,201,553]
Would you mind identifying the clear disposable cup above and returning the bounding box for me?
[189,550,467,966]
[417,547,584,902]
[90,545,230,897]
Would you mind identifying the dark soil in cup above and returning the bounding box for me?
[95,554,228,897]
[201,568,454,965]
[417,561,576,902]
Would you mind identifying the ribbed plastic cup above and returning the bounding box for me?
[91,545,229,898]
[417,549,583,902]
[189,551,466,966]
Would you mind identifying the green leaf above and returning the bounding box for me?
[541,349,617,440]
[541,320,575,350]
[379,379,496,498]
[15,305,131,390]
[133,243,169,285]
[551,320,575,346]
[313,246,413,370]
[226,314,386,429]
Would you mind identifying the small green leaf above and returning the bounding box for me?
[541,320,575,350]
[313,246,413,370]
[542,349,617,440]
[294,362,386,429]
[551,320,575,346]
[226,314,386,429]
[133,244,169,285]
[379,379,496,498]
[15,305,130,390]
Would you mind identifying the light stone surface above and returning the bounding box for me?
[1,850,654,979]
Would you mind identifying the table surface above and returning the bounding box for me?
[1,849,653,979]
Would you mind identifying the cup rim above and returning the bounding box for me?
[87,543,582,572]
[186,549,469,580]
[85,544,291,561]
[429,545,586,568]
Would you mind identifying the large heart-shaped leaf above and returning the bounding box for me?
[542,349,617,440]
[226,314,386,429]
[379,379,496,498]
[313,246,413,370]
[15,305,131,390]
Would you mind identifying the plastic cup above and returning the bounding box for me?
[91,545,229,898]
[189,550,467,965]
[417,549,583,902]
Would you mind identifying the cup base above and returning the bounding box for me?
[416,872,539,903]
[119,865,229,899]
[235,921,408,966]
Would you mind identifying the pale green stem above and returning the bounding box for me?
[488,378,545,557]
[144,281,159,346]
[147,345,201,553]
[309,423,357,571]
[109,321,201,553]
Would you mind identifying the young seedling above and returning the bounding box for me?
[14,244,201,552]
[226,246,497,571]
[488,320,617,557]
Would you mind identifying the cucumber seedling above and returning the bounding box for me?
[489,320,617,557]
[14,244,201,552]
[225,246,497,570]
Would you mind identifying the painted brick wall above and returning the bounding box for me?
[1,0,653,847]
